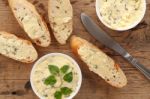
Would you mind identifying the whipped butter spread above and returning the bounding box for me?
[32,55,79,99]
[98,0,145,29]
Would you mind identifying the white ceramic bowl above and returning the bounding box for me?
[30,53,82,99]
[96,0,146,31]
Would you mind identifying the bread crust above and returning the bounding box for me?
[0,31,38,63]
[8,0,51,47]
[70,36,127,88]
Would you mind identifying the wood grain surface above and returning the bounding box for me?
[0,0,150,99]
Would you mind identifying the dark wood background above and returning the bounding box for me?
[0,0,150,99]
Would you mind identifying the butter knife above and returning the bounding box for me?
[81,13,150,80]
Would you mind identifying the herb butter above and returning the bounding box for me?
[31,55,79,99]
[97,0,145,29]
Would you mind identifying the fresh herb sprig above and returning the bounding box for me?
[63,72,73,83]
[54,87,72,99]
[60,65,69,74]
[43,65,74,99]
[49,65,59,75]
[44,75,56,86]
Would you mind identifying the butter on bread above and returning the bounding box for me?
[8,0,51,47]
[48,0,73,45]
[0,31,38,63]
[71,36,127,88]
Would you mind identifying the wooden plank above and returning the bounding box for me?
[0,77,150,99]
[0,0,149,99]
[0,80,38,99]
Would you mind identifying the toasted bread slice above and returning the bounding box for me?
[70,36,127,88]
[48,0,73,45]
[8,0,51,47]
[0,31,38,63]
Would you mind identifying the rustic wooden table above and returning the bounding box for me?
[0,0,150,99]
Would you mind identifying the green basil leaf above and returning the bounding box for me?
[61,87,72,95]
[48,65,59,75]
[54,91,62,99]
[60,65,69,74]
[63,72,73,83]
[44,75,56,86]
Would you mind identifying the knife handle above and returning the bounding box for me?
[125,53,150,80]
[135,62,150,80]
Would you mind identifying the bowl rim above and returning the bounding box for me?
[30,53,82,99]
[95,0,146,31]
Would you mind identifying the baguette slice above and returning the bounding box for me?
[71,36,127,88]
[48,0,73,45]
[0,31,38,63]
[8,0,51,47]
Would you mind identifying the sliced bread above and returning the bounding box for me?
[48,0,73,45]
[0,31,38,63]
[8,0,51,47]
[70,36,127,88]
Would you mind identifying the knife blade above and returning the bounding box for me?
[81,13,150,80]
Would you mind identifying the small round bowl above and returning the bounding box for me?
[30,53,82,99]
[96,0,146,31]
